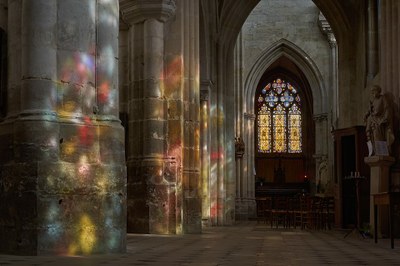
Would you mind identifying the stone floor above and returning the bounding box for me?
[1,221,400,265]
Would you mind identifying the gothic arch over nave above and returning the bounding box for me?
[0,0,399,255]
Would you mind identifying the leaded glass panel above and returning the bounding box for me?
[258,104,271,152]
[256,78,302,154]
[288,104,302,153]
[273,104,286,152]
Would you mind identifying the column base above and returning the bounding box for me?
[127,158,178,234]
[235,198,256,220]
[0,162,127,255]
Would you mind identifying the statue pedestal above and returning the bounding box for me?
[364,156,395,237]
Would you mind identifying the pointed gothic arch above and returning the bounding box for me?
[244,39,327,116]
[238,39,329,215]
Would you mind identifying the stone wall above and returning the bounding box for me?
[241,0,331,105]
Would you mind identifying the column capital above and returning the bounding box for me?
[318,11,337,48]
[313,113,328,122]
[200,89,209,102]
[120,0,176,25]
[244,113,256,120]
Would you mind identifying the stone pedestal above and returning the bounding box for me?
[365,155,395,237]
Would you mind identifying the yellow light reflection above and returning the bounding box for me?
[79,215,97,254]
[68,214,97,255]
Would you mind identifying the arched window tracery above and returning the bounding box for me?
[257,78,302,153]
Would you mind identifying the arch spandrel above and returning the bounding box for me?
[244,39,327,116]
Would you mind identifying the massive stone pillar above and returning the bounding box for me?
[122,0,201,234]
[121,0,176,234]
[0,0,126,255]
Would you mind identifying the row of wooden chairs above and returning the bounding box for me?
[256,195,335,230]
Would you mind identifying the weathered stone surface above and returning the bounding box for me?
[14,120,60,163]
[57,0,96,52]
[1,0,126,255]
[0,163,38,255]
[37,193,126,255]
[143,98,165,119]
[20,79,57,111]
[99,124,125,163]
[183,197,202,234]
[37,162,126,195]
[127,159,177,234]
[0,123,15,163]
[59,122,99,164]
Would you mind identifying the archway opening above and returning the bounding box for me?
[254,56,315,198]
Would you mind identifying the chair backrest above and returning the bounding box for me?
[274,196,288,210]
[289,195,301,211]
[300,195,312,212]
[325,196,335,213]
[256,197,266,212]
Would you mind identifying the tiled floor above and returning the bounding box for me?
[1,221,400,265]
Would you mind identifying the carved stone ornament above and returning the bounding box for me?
[235,137,245,159]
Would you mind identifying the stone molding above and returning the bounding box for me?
[119,16,130,30]
[313,113,328,122]
[244,38,327,115]
[120,0,176,24]
[200,79,214,102]
[313,153,328,163]
[318,12,337,48]
[200,89,209,102]
[244,113,255,120]
[364,155,396,167]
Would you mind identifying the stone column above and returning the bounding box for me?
[5,0,21,118]
[367,0,379,80]
[318,12,338,126]
[318,12,336,196]
[380,0,400,101]
[118,19,129,115]
[243,112,256,218]
[365,156,395,237]
[0,0,6,117]
[200,85,211,226]
[179,0,202,233]
[121,0,178,234]
[0,0,126,255]
[313,113,328,194]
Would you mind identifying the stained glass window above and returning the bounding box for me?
[258,104,271,152]
[256,78,302,153]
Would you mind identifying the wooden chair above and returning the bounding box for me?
[264,196,273,225]
[256,197,267,223]
[271,196,289,228]
[320,196,334,230]
[290,195,302,229]
[300,195,313,230]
